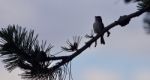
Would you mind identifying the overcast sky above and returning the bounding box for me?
[0,0,150,80]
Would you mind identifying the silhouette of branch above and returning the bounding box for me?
[0,6,149,80]
[45,7,150,70]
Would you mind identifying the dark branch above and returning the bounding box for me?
[44,7,150,71]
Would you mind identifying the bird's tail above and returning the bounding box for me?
[100,36,105,44]
[95,40,97,47]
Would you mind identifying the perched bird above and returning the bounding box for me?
[93,16,110,47]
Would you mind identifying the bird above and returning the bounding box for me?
[93,16,110,47]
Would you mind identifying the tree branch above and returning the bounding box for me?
[46,7,150,71]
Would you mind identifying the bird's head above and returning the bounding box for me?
[95,16,102,22]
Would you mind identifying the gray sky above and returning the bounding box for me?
[0,0,150,80]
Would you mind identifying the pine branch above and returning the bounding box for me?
[0,6,149,80]
[45,7,150,71]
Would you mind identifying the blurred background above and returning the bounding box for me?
[0,0,150,80]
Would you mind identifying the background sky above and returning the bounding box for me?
[0,0,150,80]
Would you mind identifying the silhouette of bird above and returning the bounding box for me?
[93,16,110,47]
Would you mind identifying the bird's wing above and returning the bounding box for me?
[93,22,100,34]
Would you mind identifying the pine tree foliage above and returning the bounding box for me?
[0,1,150,80]
[124,0,140,3]
[124,0,150,34]
[137,0,150,10]
[0,25,71,80]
